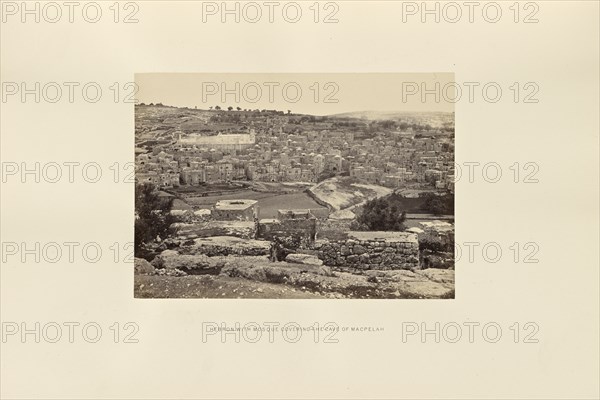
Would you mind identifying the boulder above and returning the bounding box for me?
[285,253,324,266]
[217,257,451,299]
[151,250,225,271]
[353,244,367,254]
[154,268,188,277]
[220,259,333,284]
[180,236,271,257]
[416,268,455,284]
[171,221,257,240]
[193,209,211,217]
[401,280,453,298]
[134,258,155,275]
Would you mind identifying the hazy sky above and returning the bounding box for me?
[135,73,455,115]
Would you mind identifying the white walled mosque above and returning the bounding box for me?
[176,130,256,151]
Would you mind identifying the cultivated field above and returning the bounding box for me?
[176,188,327,219]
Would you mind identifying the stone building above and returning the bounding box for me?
[258,209,318,245]
[212,199,258,221]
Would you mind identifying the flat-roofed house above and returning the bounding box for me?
[212,200,259,221]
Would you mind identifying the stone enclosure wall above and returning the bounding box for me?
[258,218,317,245]
[314,235,420,272]
[316,218,354,241]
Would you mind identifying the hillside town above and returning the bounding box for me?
[134,104,455,299]
[135,105,455,192]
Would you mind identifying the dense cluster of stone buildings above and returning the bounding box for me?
[135,124,454,192]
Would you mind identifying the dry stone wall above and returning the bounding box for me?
[258,218,317,244]
[314,232,420,272]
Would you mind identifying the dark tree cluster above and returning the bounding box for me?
[355,197,407,231]
[420,192,454,215]
[134,183,175,256]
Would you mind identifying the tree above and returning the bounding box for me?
[380,120,396,129]
[215,105,221,110]
[134,183,175,256]
[236,107,242,111]
[228,106,233,111]
[421,192,453,215]
[356,197,407,231]
[209,106,213,110]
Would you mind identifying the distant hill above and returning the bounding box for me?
[328,110,454,120]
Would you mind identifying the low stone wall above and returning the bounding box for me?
[313,231,420,271]
[179,236,271,257]
[316,219,354,241]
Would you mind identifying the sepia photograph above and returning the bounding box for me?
[134,73,455,299]
[2,1,599,399]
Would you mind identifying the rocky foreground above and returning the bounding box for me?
[134,252,454,299]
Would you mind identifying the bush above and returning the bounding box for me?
[418,238,451,253]
[420,192,454,215]
[349,220,369,231]
[135,184,175,256]
[356,197,407,231]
